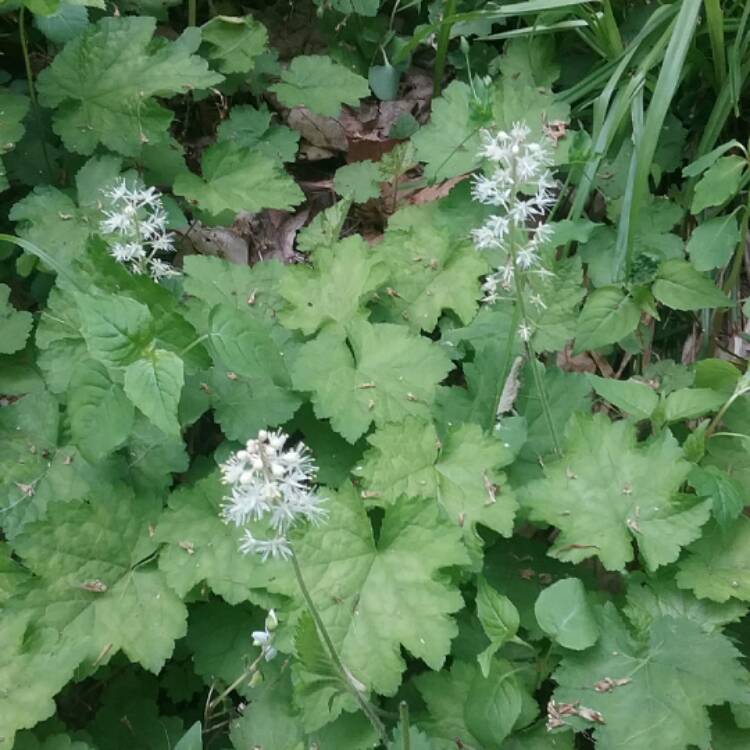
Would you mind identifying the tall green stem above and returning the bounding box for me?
[399,701,411,750]
[433,0,456,96]
[510,253,562,457]
[188,0,197,27]
[290,552,388,744]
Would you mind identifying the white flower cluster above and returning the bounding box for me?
[252,609,279,662]
[99,179,179,282]
[220,429,327,561]
[470,123,557,316]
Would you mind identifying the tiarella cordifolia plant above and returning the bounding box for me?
[99,179,179,281]
[219,429,327,560]
[219,429,386,742]
[471,123,556,328]
[471,123,561,451]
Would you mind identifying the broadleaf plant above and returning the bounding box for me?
[2,3,750,749]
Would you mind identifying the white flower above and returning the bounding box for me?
[518,322,533,341]
[220,430,327,560]
[239,530,293,561]
[99,179,179,282]
[252,610,279,661]
[516,244,540,270]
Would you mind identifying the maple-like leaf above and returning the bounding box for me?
[155,474,290,606]
[676,518,750,602]
[200,14,268,74]
[174,141,303,218]
[291,319,453,443]
[0,613,86,750]
[354,417,516,550]
[271,484,469,695]
[373,213,487,332]
[279,235,387,335]
[553,604,750,750]
[8,487,187,673]
[36,18,222,155]
[521,413,711,571]
[270,55,370,117]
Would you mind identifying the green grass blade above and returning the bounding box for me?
[612,0,702,280]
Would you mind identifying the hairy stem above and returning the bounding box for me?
[290,551,388,743]
[399,701,411,750]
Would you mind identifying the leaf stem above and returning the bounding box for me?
[399,701,411,750]
[207,652,264,712]
[289,551,388,744]
[433,0,457,96]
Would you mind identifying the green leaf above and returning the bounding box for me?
[687,214,740,271]
[292,319,453,443]
[36,18,222,155]
[623,572,747,635]
[652,260,730,310]
[573,287,640,353]
[354,417,517,550]
[270,55,370,117]
[553,605,750,750]
[534,578,599,650]
[9,488,188,674]
[273,484,469,694]
[293,612,357,730]
[676,519,750,602]
[0,614,87,750]
[414,661,482,748]
[33,4,89,45]
[688,465,745,527]
[156,474,287,605]
[313,0,379,15]
[183,255,286,317]
[124,349,183,436]
[200,15,268,74]
[0,283,32,354]
[10,155,122,271]
[333,160,381,202]
[174,723,202,750]
[412,81,481,183]
[0,87,30,192]
[663,387,725,422]
[216,104,299,162]
[229,670,303,750]
[388,727,436,750]
[374,210,487,332]
[522,414,711,571]
[75,292,153,367]
[464,658,526,748]
[588,375,659,420]
[279,236,387,335]
[475,576,520,676]
[691,155,747,214]
[68,358,135,461]
[186,600,261,690]
[174,142,303,218]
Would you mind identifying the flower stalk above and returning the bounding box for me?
[470,123,562,455]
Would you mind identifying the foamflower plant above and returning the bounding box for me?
[218,429,387,743]
[471,122,562,453]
